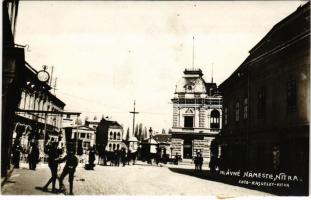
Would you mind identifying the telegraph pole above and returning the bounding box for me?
[129,100,139,137]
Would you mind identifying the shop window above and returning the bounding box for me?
[184,116,194,128]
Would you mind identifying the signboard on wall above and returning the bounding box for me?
[171,138,183,156]
[192,138,212,158]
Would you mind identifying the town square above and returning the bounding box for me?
[2,0,310,197]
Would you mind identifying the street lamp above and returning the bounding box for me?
[170,147,174,159]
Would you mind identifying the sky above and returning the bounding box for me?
[15,1,307,134]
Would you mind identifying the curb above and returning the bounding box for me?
[1,165,14,187]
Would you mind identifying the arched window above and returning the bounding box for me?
[210,109,220,129]
[117,144,120,150]
[109,143,112,151]
[109,131,113,139]
[113,132,116,140]
[113,144,116,150]
[117,132,120,140]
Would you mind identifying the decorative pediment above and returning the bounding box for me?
[185,108,194,114]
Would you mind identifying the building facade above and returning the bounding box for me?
[217,2,309,188]
[71,125,96,154]
[14,62,65,158]
[2,0,26,177]
[106,124,124,152]
[170,68,222,162]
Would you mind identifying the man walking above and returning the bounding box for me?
[42,141,61,192]
[58,149,78,195]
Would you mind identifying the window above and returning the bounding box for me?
[287,80,297,112]
[80,133,85,138]
[224,107,228,125]
[109,131,113,139]
[243,98,248,120]
[109,143,112,151]
[117,132,120,140]
[83,141,90,148]
[113,144,116,150]
[257,87,266,119]
[184,116,194,128]
[210,110,220,129]
[113,132,116,140]
[235,102,240,122]
[117,144,120,150]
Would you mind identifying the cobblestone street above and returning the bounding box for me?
[1,162,270,197]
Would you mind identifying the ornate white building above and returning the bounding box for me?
[170,68,222,161]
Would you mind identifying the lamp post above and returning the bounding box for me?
[170,147,174,159]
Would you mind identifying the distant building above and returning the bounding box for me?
[153,134,172,157]
[169,68,222,162]
[217,2,309,185]
[85,119,100,130]
[96,118,124,155]
[72,125,96,153]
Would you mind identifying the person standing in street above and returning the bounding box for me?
[42,141,61,192]
[58,149,78,195]
[198,153,203,171]
[28,142,39,170]
[12,139,23,168]
[121,148,126,167]
[88,146,96,170]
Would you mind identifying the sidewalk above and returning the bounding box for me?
[1,162,65,195]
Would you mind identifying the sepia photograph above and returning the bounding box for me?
[1,0,310,198]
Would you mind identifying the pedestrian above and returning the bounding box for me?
[121,148,126,167]
[174,153,179,165]
[194,154,199,171]
[58,149,79,195]
[42,141,61,192]
[198,153,203,171]
[28,142,39,170]
[88,147,96,170]
[12,139,23,168]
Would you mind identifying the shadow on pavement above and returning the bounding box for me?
[168,168,308,196]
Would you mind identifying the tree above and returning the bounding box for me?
[134,124,139,138]
[126,127,130,141]
[143,126,148,139]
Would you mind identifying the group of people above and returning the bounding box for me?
[106,148,137,167]
[41,141,78,195]
[12,139,40,170]
[194,152,204,171]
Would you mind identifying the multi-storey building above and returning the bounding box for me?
[170,68,222,162]
[15,63,65,157]
[217,2,309,192]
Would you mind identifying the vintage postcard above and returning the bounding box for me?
[1,0,310,198]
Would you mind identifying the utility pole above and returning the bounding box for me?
[129,101,139,138]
